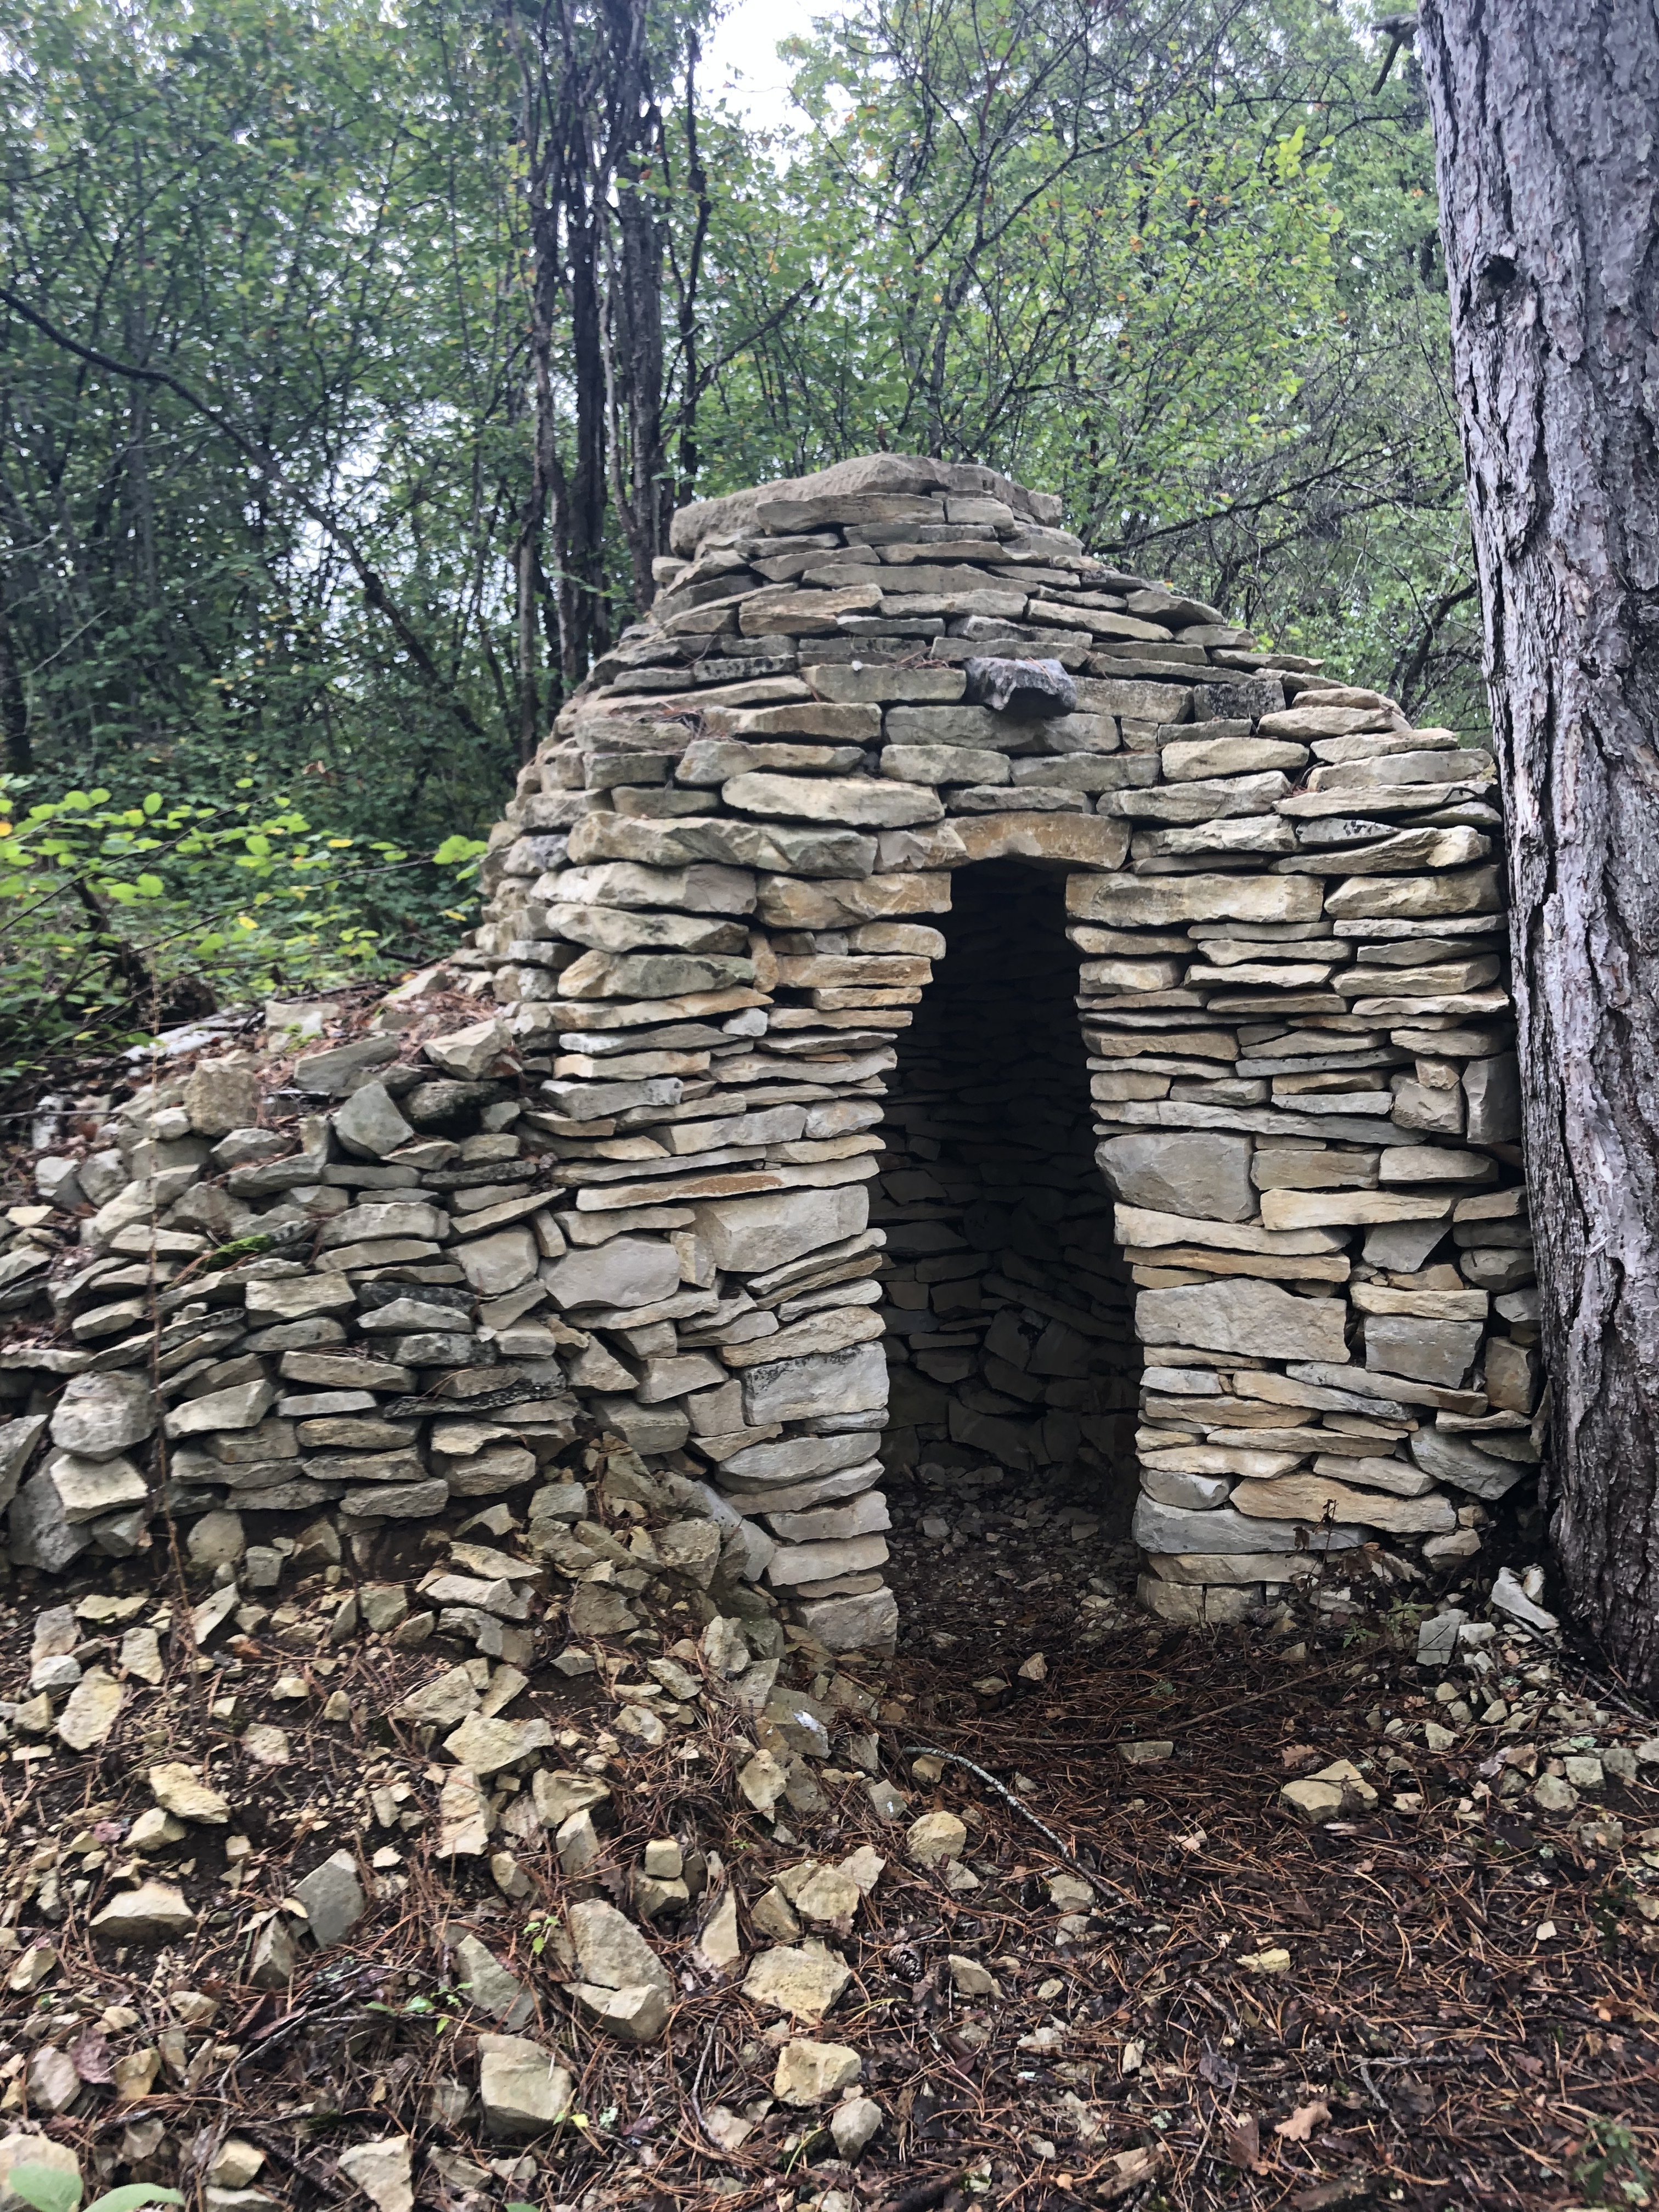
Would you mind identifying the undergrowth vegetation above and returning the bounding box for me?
[0,775,485,1077]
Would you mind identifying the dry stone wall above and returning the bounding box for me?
[0,453,1541,1651]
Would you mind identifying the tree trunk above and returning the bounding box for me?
[565,189,611,678]
[1418,1,1659,1692]
[0,602,30,772]
[609,139,670,611]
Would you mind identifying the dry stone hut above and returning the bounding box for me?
[0,454,1541,1656]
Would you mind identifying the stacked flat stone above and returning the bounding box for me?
[0,452,1539,1651]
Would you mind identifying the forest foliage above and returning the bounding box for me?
[0,0,1474,1071]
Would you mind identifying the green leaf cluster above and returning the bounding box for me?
[0,770,486,1076]
[5,2163,184,2212]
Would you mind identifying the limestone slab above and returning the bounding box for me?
[882,744,1010,785]
[543,1236,680,1310]
[1232,1472,1455,1533]
[1325,866,1504,921]
[548,859,757,913]
[1260,1188,1451,1231]
[1096,1132,1255,1222]
[477,2036,574,2135]
[1136,1279,1351,1363]
[949,812,1130,868]
[742,1941,851,2021]
[756,871,954,927]
[1378,1146,1497,1186]
[91,1880,196,1942]
[50,1371,155,1460]
[1113,1205,1344,1257]
[767,1532,890,1585]
[568,1899,673,1996]
[693,1186,868,1273]
[1132,1496,1365,1553]
[1115,770,1292,824]
[805,663,967,703]
[1161,735,1308,781]
[558,949,755,999]
[1309,1452,1434,1497]
[724,772,943,828]
[568,809,878,881]
[1068,873,1323,926]
[1409,1424,1530,1499]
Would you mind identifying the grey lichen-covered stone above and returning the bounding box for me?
[165,1379,276,1439]
[50,1371,155,1460]
[794,1585,899,1654]
[724,771,943,828]
[455,1227,538,1295]
[334,1081,415,1159]
[44,1449,148,1524]
[543,1236,680,1311]
[90,1879,196,1942]
[292,1849,366,1947]
[341,1479,449,1519]
[742,1342,889,1426]
[1409,1424,1530,1500]
[1097,1132,1255,1223]
[183,1060,262,1134]
[832,2096,885,2159]
[1364,1316,1483,1387]
[693,1187,868,1273]
[0,1414,47,1509]
[1067,870,1322,927]
[567,1899,673,1997]
[294,1032,400,1092]
[9,1470,92,1573]
[425,1019,506,1079]
[963,656,1077,716]
[454,1934,535,2027]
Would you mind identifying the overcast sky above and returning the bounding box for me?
[699,0,836,132]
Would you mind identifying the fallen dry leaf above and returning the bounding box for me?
[71,2025,113,2085]
[1222,2113,1261,2168]
[1276,2098,1333,2143]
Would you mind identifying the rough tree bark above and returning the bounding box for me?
[1418,2,1659,1692]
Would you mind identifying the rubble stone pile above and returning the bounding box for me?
[0,452,1538,1650]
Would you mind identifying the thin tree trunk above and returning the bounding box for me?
[610,137,669,610]
[1419,0,1659,1693]
[0,602,30,772]
[515,535,540,765]
[672,31,711,510]
[566,190,611,676]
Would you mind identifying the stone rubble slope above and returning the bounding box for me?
[0,1470,1654,2212]
[2,447,1535,1655]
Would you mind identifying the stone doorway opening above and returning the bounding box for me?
[873,860,1142,1554]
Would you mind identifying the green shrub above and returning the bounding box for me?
[0,773,487,1079]
[5,2164,184,2212]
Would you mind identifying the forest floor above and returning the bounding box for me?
[2,1463,1657,2212]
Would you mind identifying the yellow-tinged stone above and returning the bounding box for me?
[149,1762,230,1824]
[1238,1946,1291,1974]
